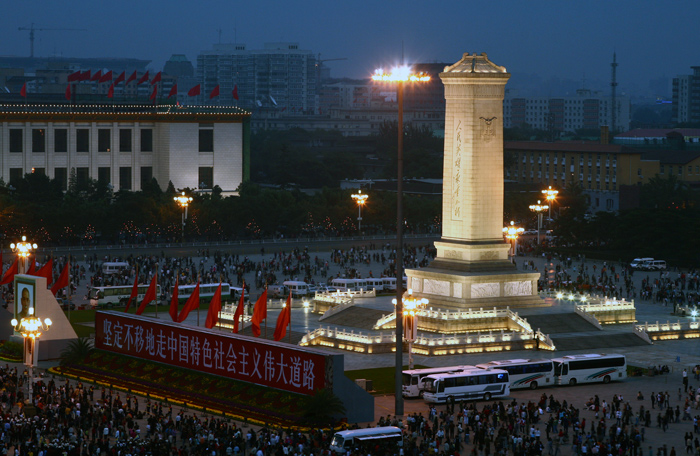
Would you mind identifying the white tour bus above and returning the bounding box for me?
[552,353,627,386]
[402,365,475,398]
[330,427,403,454]
[88,284,162,308]
[365,278,385,292]
[330,278,370,292]
[422,368,510,403]
[476,358,554,390]
[630,258,653,269]
[176,282,232,304]
[282,281,310,298]
[101,262,130,275]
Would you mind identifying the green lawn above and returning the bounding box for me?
[345,365,428,395]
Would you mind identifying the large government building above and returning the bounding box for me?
[0,103,251,193]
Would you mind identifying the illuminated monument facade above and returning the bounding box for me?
[406,53,544,309]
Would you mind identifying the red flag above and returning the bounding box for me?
[19,83,26,97]
[80,70,91,81]
[251,288,268,337]
[177,281,200,322]
[114,71,125,84]
[135,274,157,315]
[26,258,36,276]
[65,84,71,101]
[0,258,18,286]
[67,70,81,82]
[169,277,179,322]
[99,70,113,83]
[35,258,53,286]
[204,283,223,329]
[187,84,201,97]
[281,107,287,112]
[125,70,137,84]
[124,273,139,313]
[137,71,149,85]
[50,261,70,296]
[232,285,245,333]
[209,85,220,99]
[107,83,115,99]
[273,291,292,341]
[167,84,178,99]
[149,85,157,101]
[91,70,102,82]
[150,71,161,85]
[232,84,239,100]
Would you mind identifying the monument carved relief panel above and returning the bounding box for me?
[479,116,497,142]
[471,283,499,298]
[444,250,462,259]
[411,277,422,292]
[504,281,532,296]
[423,279,451,297]
[453,283,463,299]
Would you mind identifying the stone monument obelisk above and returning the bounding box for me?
[406,53,545,309]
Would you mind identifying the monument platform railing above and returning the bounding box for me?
[319,296,356,321]
[373,306,531,331]
[574,305,603,330]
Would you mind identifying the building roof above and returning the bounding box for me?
[0,102,250,123]
[615,128,700,139]
[640,150,700,165]
[441,53,507,74]
[505,141,630,154]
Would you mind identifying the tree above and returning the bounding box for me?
[301,388,346,427]
[60,338,94,366]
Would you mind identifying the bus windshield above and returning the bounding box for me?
[402,373,414,386]
[330,435,344,448]
[424,378,438,393]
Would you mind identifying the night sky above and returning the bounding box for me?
[2,0,698,97]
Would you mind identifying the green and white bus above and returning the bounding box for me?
[176,283,232,304]
[552,353,627,386]
[88,284,162,309]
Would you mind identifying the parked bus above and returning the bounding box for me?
[101,262,130,275]
[552,353,627,386]
[330,279,368,292]
[402,365,475,398]
[283,281,311,298]
[330,427,403,454]
[476,358,554,390]
[176,283,232,304]
[382,276,407,292]
[88,284,162,308]
[422,368,510,403]
[365,278,385,292]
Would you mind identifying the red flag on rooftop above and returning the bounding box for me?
[65,84,71,101]
[167,84,178,99]
[149,85,157,102]
[177,281,200,322]
[204,283,223,329]
[232,285,245,333]
[80,70,91,81]
[50,261,70,296]
[114,71,125,84]
[126,70,137,84]
[137,71,149,85]
[250,288,268,337]
[150,71,162,85]
[0,259,17,286]
[19,83,26,97]
[107,83,115,99]
[209,85,220,99]
[124,272,139,313]
[67,70,81,82]
[91,70,102,82]
[135,274,157,315]
[232,84,239,100]
[187,84,201,97]
[169,277,179,322]
[99,70,113,83]
[35,258,53,285]
[273,290,292,341]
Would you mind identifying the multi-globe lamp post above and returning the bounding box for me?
[174,192,193,243]
[9,236,51,412]
[542,186,559,221]
[351,190,368,234]
[372,64,430,417]
[393,290,428,370]
[503,221,524,263]
[528,200,548,245]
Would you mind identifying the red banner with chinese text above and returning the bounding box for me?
[95,311,327,395]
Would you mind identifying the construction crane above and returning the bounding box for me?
[18,23,87,58]
[316,54,347,92]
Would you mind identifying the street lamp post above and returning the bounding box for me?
[372,65,430,417]
[174,192,193,243]
[503,221,524,263]
[542,186,558,220]
[351,190,368,234]
[528,200,548,245]
[10,236,37,274]
[394,290,428,370]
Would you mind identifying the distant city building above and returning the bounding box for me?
[0,103,250,194]
[503,89,631,134]
[614,128,700,145]
[672,67,700,124]
[164,54,194,78]
[197,42,317,111]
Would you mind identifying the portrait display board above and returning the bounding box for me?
[95,311,329,395]
[15,276,36,320]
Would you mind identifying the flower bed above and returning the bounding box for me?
[0,340,22,362]
[54,350,305,427]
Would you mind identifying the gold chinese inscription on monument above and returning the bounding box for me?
[452,120,462,220]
